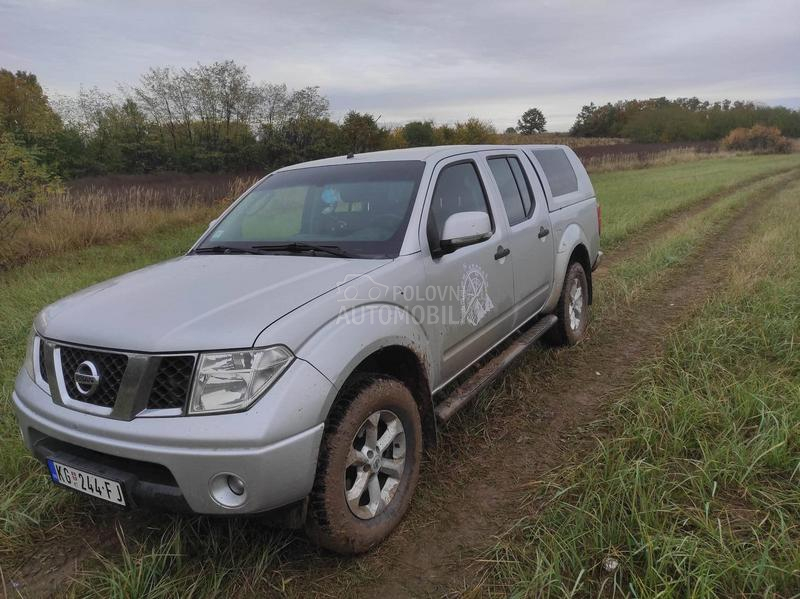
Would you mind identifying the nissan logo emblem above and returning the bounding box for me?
[74,360,100,396]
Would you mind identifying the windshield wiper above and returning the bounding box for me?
[251,242,354,258]
[193,245,267,255]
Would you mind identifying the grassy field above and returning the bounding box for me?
[481,178,800,597]
[1,153,799,596]
[592,153,800,248]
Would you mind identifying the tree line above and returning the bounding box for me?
[2,60,799,184]
[570,97,800,142]
[0,62,501,179]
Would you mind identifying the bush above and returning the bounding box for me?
[722,125,792,154]
[0,133,63,265]
[452,118,496,144]
[402,120,436,147]
[0,133,61,225]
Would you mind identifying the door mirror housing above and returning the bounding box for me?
[439,211,492,253]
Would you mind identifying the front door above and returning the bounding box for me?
[421,157,515,385]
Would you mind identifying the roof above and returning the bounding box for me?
[276,144,572,171]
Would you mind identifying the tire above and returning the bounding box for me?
[545,261,590,346]
[305,375,422,554]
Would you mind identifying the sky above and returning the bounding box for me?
[1,0,798,131]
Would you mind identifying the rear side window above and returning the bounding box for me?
[508,158,533,214]
[532,149,578,197]
[427,161,491,249]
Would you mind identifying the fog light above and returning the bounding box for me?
[227,475,245,496]
[210,472,248,508]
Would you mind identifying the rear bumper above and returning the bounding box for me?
[12,358,332,515]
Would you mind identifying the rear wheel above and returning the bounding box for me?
[546,261,590,346]
[306,376,422,554]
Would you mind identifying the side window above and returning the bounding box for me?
[488,157,533,226]
[532,149,578,197]
[508,157,534,215]
[427,161,491,251]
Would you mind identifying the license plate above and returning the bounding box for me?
[47,460,126,506]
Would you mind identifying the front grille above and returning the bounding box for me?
[60,347,128,408]
[148,356,195,410]
[38,341,48,384]
[42,340,195,417]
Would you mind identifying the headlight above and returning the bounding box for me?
[188,346,293,415]
[23,328,36,382]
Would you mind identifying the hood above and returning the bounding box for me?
[37,254,389,352]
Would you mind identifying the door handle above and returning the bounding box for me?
[494,245,510,260]
[538,226,550,239]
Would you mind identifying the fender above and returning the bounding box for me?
[542,222,592,313]
[268,303,434,425]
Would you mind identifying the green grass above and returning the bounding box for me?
[0,155,799,593]
[481,179,800,596]
[593,153,800,248]
[67,522,299,598]
[0,224,206,554]
[597,169,798,316]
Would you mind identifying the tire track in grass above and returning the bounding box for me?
[598,165,800,271]
[477,176,800,597]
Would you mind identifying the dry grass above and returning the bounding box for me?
[0,175,258,269]
[584,147,733,173]
[492,133,626,147]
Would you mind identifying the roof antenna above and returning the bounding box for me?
[346,152,355,159]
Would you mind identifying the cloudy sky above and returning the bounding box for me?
[2,0,798,131]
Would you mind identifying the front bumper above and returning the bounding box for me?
[12,358,334,515]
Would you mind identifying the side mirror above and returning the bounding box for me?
[439,211,492,253]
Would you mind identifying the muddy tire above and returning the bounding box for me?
[306,375,422,554]
[545,261,590,346]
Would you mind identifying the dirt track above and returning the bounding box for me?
[7,169,798,598]
[295,169,798,598]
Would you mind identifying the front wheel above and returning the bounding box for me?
[545,261,590,346]
[306,376,422,554]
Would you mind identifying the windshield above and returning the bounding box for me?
[198,160,425,258]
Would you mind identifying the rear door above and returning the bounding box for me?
[482,150,554,324]
[421,156,516,384]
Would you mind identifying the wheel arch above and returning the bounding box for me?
[567,243,593,305]
[344,345,436,448]
[542,223,593,312]
[294,305,437,449]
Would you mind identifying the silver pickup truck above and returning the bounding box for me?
[14,144,601,553]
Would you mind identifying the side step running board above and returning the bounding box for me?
[435,314,558,423]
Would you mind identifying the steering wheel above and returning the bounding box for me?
[319,213,349,235]
[373,213,403,231]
